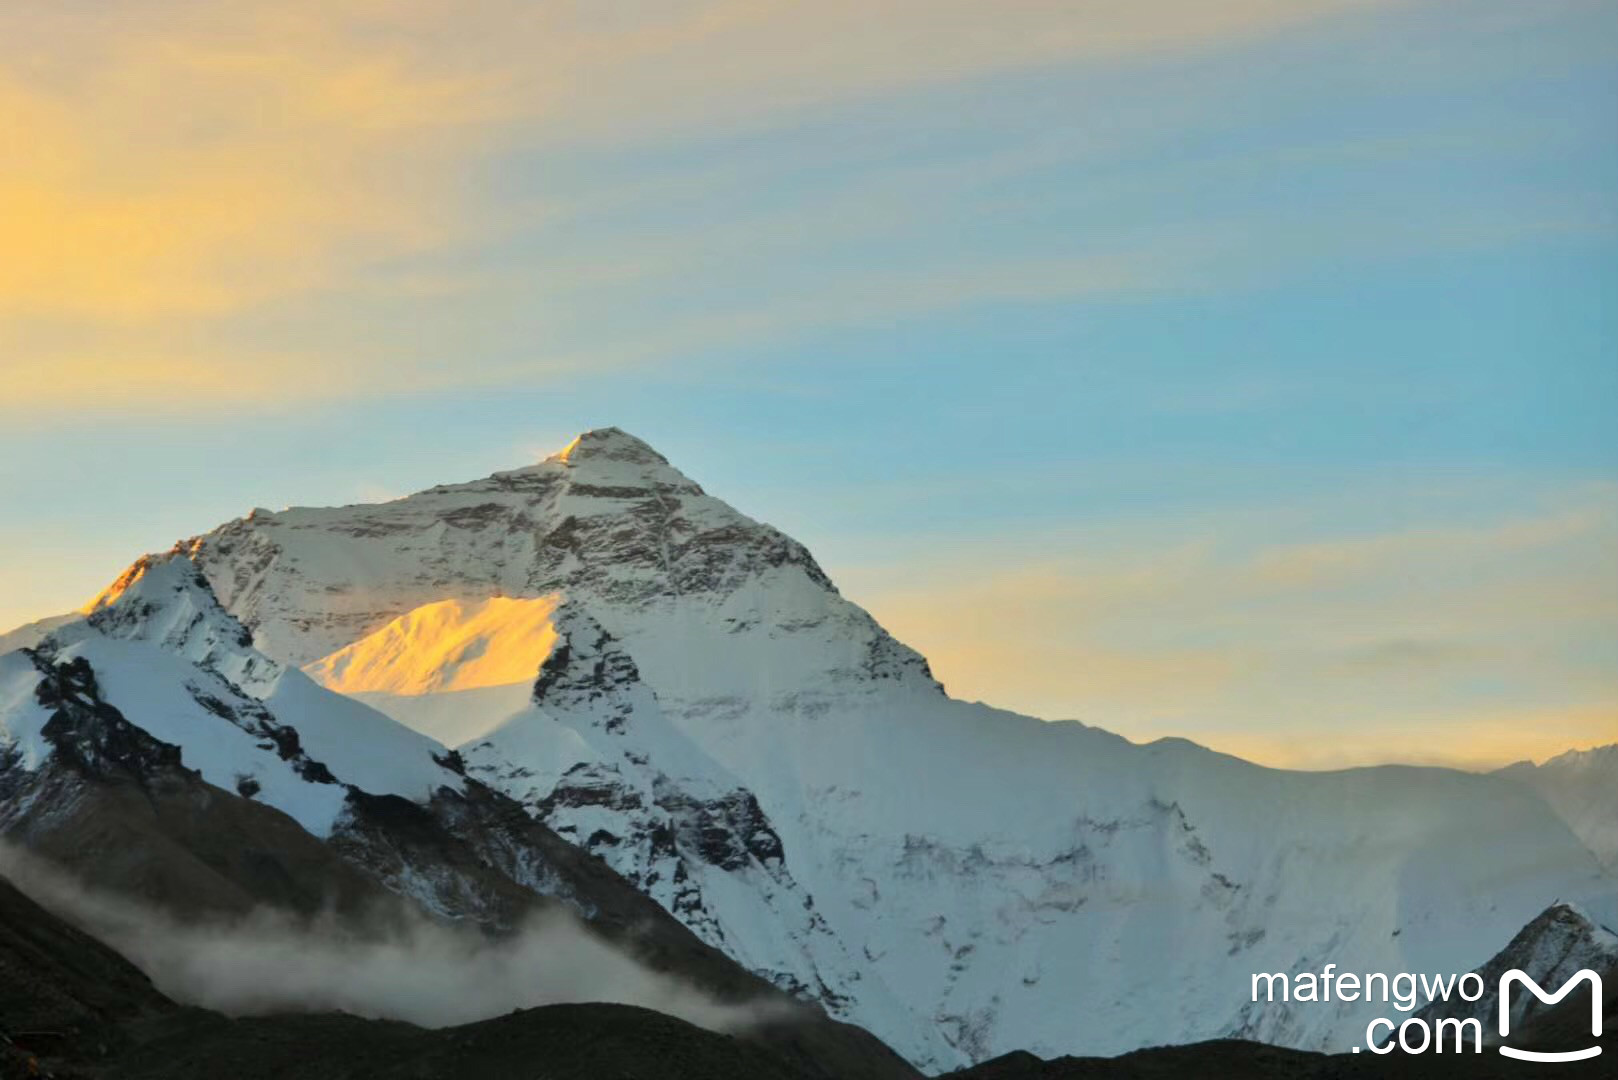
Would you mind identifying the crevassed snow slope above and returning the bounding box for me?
[111,428,1615,1068]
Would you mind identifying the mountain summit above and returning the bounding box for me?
[4,429,1614,1071]
[177,427,866,669]
[549,426,676,468]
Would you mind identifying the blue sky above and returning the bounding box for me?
[2,0,1614,766]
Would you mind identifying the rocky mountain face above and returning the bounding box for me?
[3,427,1614,1072]
[304,588,883,1020]
[1410,902,1618,1038]
[457,603,871,1011]
[0,553,916,1080]
[180,428,916,673]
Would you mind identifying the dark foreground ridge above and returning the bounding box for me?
[48,1002,815,1080]
[0,869,864,1080]
[7,857,1615,1080]
[945,975,1616,1080]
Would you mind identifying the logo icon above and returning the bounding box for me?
[1498,968,1603,1063]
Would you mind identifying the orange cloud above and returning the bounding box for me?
[0,8,487,324]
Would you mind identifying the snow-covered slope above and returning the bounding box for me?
[17,428,1614,1071]
[3,553,603,922]
[308,596,564,699]
[9,555,462,837]
[1497,745,1618,875]
[310,593,929,1056]
[0,602,923,1080]
[1411,902,1618,1038]
[1,547,886,995]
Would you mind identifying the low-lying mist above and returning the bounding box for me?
[0,842,784,1034]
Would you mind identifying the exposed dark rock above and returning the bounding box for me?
[30,652,188,782]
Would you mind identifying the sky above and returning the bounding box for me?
[2,0,1615,770]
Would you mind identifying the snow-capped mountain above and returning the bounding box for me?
[1410,902,1618,1038]
[319,595,896,1023]
[2,554,458,841]
[1497,745,1618,875]
[0,549,793,952]
[0,541,920,1078]
[4,427,1613,1071]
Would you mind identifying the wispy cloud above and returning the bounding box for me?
[11,0,1593,416]
[0,0,1401,314]
[0,841,779,1033]
[0,7,489,322]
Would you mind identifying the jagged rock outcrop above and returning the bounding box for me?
[1410,903,1618,1037]
[457,603,865,1007]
